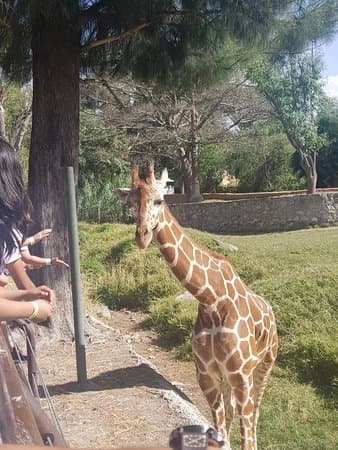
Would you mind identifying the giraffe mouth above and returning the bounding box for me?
[135,230,153,249]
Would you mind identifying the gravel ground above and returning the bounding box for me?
[36,315,211,449]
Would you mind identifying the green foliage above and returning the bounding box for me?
[79,222,181,311]
[198,144,227,192]
[248,54,327,155]
[275,0,338,57]
[77,174,132,223]
[146,297,196,359]
[3,81,31,133]
[316,99,338,187]
[117,1,291,91]
[78,109,131,222]
[290,98,338,188]
[225,121,305,192]
[79,110,128,181]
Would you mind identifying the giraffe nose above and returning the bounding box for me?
[136,228,149,238]
[135,226,153,250]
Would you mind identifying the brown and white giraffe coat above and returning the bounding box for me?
[117,163,278,450]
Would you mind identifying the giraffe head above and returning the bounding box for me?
[117,162,169,249]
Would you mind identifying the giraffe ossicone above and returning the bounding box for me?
[117,163,278,450]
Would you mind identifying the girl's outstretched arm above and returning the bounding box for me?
[20,248,69,269]
[6,258,35,290]
[22,228,52,246]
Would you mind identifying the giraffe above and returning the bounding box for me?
[117,163,278,450]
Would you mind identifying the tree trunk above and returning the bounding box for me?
[189,140,203,202]
[0,103,6,139]
[188,96,203,202]
[299,150,317,194]
[0,83,7,139]
[29,16,80,339]
[179,147,192,198]
[12,109,32,152]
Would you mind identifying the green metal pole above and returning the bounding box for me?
[65,167,87,386]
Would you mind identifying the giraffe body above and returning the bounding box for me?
[117,164,278,450]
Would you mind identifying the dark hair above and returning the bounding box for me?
[0,137,33,260]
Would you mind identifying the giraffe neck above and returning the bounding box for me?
[153,204,236,306]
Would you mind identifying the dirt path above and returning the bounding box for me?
[37,311,214,449]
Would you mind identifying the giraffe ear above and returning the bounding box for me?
[131,166,140,187]
[145,161,156,184]
[116,188,130,203]
[156,168,169,195]
[159,168,169,187]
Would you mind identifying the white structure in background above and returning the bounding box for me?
[164,177,175,194]
[220,170,239,189]
[223,115,240,135]
[323,75,338,98]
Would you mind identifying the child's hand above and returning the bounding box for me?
[33,228,52,243]
[25,285,56,304]
[28,299,54,323]
[51,258,70,268]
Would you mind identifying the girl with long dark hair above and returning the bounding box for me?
[0,137,54,322]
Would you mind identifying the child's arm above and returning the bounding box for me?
[6,258,36,290]
[0,298,53,322]
[22,228,52,247]
[0,285,55,303]
[20,247,69,269]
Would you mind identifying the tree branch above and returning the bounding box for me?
[82,21,151,50]
[80,8,225,51]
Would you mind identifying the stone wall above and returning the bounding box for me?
[168,192,338,234]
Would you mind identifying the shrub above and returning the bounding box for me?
[147,297,197,359]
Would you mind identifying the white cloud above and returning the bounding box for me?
[323,75,338,98]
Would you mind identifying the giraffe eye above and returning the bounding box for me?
[154,199,163,206]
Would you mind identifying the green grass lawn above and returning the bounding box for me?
[79,222,338,449]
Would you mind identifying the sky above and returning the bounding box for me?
[321,34,338,98]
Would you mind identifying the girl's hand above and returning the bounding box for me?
[25,285,56,304]
[29,299,54,323]
[0,273,10,287]
[51,258,70,268]
[33,228,52,243]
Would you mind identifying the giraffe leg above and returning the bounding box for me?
[230,374,255,450]
[252,352,277,450]
[221,379,235,439]
[195,370,231,448]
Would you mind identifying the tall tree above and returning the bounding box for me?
[249,54,327,193]
[289,98,338,188]
[308,98,338,187]
[0,1,336,336]
[225,120,304,192]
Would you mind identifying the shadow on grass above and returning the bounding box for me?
[95,282,152,311]
[278,343,338,407]
[138,317,193,361]
[104,238,135,265]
